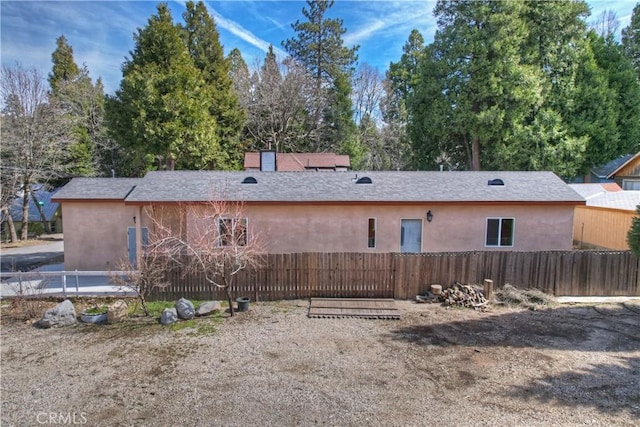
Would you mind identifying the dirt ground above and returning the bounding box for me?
[1,299,639,426]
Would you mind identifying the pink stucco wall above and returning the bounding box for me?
[61,202,137,270]
[62,201,576,270]
[242,203,575,253]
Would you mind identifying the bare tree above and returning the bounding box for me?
[1,64,73,240]
[0,166,20,242]
[352,63,384,126]
[112,249,171,317]
[591,9,620,39]
[140,196,265,316]
[245,55,316,153]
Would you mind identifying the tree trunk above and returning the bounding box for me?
[30,190,52,234]
[1,207,18,243]
[471,136,481,171]
[225,286,235,317]
[20,183,30,241]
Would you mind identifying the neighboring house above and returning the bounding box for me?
[589,152,640,189]
[2,186,63,239]
[570,183,640,250]
[52,171,584,271]
[244,151,350,172]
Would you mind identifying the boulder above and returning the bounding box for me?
[39,299,77,328]
[160,308,178,325]
[107,300,128,324]
[196,301,221,316]
[175,298,195,320]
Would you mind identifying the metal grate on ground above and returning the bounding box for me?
[308,298,400,320]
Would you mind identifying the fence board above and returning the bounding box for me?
[148,250,640,301]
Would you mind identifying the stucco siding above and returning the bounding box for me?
[241,203,574,253]
[62,202,137,270]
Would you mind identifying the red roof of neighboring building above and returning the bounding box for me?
[244,152,350,171]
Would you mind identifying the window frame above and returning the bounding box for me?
[485,217,515,248]
[622,179,640,190]
[218,217,248,247]
[367,218,376,249]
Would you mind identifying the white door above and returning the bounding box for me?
[400,219,422,253]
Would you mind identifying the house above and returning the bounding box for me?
[52,171,584,271]
[589,152,640,189]
[570,183,640,250]
[2,186,63,239]
[244,151,350,172]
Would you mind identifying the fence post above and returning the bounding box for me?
[62,273,67,297]
[483,278,493,300]
[75,269,79,293]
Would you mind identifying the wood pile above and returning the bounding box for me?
[416,281,488,309]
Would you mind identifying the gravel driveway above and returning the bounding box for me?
[1,300,639,426]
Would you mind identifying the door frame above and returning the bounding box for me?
[399,218,423,253]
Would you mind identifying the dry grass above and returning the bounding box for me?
[494,284,556,309]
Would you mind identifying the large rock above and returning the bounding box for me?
[175,298,195,320]
[39,299,77,328]
[107,300,128,324]
[196,301,221,317]
[160,308,178,325]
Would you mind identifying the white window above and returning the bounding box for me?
[218,218,247,246]
[485,218,514,247]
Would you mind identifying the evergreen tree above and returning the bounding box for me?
[409,0,542,171]
[181,1,244,169]
[228,48,251,111]
[590,32,640,156]
[282,0,358,150]
[388,29,424,105]
[622,3,640,80]
[48,35,80,95]
[106,3,219,174]
[326,72,361,164]
[48,35,102,180]
[628,205,640,256]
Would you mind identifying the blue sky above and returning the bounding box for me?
[1,0,637,95]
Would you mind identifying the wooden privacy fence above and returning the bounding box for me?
[150,251,640,301]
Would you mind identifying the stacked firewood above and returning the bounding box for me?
[417,281,488,309]
[440,281,488,308]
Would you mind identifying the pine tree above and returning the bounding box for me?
[622,4,640,80]
[181,1,244,169]
[48,35,80,95]
[106,3,219,173]
[48,35,101,180]
[283,0,358,150]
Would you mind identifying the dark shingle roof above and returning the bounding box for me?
[124,171,584,204]
[591,153,639,179]
[8,186,61,222]
[52,178,141,201]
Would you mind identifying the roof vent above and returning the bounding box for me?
[488,178,504,186]
[356,176,372,184]
[242,176,258,184]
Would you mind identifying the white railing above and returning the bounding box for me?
[0,270,136,298]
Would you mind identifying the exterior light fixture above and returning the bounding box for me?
[426,210,433,222]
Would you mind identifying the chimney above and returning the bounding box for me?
[260,150,276,172]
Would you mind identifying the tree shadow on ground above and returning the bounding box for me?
[391,304,640,352]
[388,303,640,417]
[506,356,640,418]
